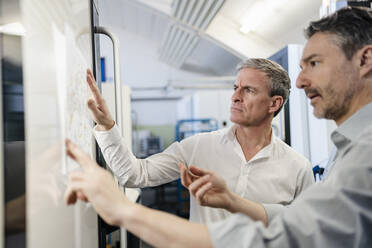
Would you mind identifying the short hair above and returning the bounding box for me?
[236,58,291,117]
[305,6,372,60]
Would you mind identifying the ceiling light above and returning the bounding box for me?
[240,0,289,34]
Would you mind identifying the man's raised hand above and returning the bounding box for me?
[86,69,115,131]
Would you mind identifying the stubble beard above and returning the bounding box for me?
[320,82,355,121]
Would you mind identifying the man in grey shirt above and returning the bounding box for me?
[64,6,372,247]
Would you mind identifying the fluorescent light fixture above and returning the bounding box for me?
[0,22,25,36]
[240,0,289,34]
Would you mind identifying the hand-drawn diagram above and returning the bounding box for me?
[63,25,94,172]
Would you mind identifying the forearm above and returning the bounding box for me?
[228,193,268,226]
[122,203,212,248]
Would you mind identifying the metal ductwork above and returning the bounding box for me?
[158,0,225,68]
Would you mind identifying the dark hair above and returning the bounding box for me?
[305,6,372,60]
[237,58,290,117]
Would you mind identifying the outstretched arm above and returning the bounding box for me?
[87,69,184,188]
[179,164,268,225]
[65,140,212,248]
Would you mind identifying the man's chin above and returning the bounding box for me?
[230,117,248,126]
[230,116,239,124]
[313,108,325,119]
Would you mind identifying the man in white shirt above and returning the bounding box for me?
[87,58,313,224]
[64,6,372,247]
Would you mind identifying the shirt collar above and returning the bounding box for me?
[251,131,275,162]
[221,125,275,161]
[331,102,372,150]
[220,125,237,144]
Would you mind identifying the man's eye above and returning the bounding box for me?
[310,61,318,67]
[233,86,238,91]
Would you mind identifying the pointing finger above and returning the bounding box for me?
[86,69,103,105]
[65,139,95,171]
[189,166,209,177]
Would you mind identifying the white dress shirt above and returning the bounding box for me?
[207,103,372,247]
[94,125,313,223]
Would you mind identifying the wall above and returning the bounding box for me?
[193,89,234,128]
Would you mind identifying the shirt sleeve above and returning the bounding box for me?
[93,124,189,187]
[207,137,372,247]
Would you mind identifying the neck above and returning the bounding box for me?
[235,120,272,151]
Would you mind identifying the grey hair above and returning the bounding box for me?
[237,58,291,117]
[305,6,372,60]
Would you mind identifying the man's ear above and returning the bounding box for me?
[359,45,372,78]
[269,96,283,115]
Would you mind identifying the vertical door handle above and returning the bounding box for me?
[94,26,123,136]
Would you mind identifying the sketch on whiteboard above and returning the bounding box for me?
[56,24,94,174]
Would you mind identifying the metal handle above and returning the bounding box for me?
[0,34,5,248]
[94,27,128,248]
[94,26,123,136]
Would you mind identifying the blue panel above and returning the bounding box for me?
[269,46,288,71]
[100,57,106,82]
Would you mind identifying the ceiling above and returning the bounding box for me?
[101,0,243,77]
[98,0,322,95]
[206,0,322,58]
[101,0,321,75]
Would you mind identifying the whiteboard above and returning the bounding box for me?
[23,0,98,247]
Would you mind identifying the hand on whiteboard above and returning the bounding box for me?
[86,69,115,131]
[186,166,233,211]
[65,139,131,226]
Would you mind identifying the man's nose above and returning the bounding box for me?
[296,71,310,89]
[231,89,241,102]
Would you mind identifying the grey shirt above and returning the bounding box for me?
[207,102,372,247]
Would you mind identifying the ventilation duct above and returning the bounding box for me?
[158,0,225,68]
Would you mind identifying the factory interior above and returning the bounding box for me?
[1,0,372,247]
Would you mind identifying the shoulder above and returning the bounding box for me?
[343,124,372,166]
[273,136,311,168]
[180,128,227,142]
[356,124,372,144]
[332,125,372,190]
